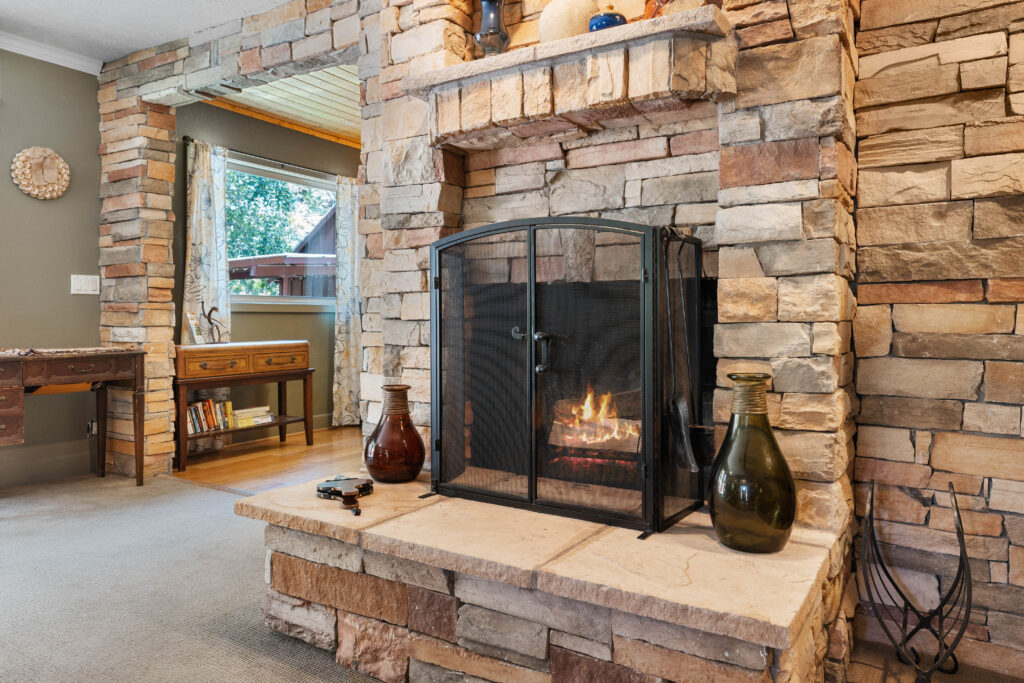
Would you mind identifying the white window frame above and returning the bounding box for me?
[225,151,338,312]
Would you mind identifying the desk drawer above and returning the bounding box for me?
[0,387,23,413]
[0,412,24,446]
[253,350,308,371]
[183,354,251,378]
[24,357,117,385]
[0,361,21,387]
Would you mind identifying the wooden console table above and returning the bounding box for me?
[0,348,146,485]
[173,340,314,471]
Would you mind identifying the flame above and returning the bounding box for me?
[554,386,641,447]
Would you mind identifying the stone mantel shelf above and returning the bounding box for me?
[402,5,731,97]
[397,5,737,153]
[235,477,840,650]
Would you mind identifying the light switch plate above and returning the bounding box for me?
[70,274,100,295]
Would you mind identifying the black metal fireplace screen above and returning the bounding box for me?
[429,218,713,533]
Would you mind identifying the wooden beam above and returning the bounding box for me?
[202,99,361,149]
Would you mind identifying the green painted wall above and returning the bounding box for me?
[229,309,336,436]
[0,51,101,489]
[171,103,360,439]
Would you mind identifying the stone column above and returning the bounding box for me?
[713,2,859,680]
[365,2,473,445]
[97,81,178,475]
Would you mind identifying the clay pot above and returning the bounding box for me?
[364,384,425,483]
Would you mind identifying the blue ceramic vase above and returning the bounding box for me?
[589,4,627,31]
[475,0,510,55]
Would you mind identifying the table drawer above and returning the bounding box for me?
[0,412,24,446]
[0,387,23,413]
[253,350,308,371]
[183,354,251,378]
[23,357,117,385]
[0,361,21,387]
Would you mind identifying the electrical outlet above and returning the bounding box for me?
[86,420,98,436]
[71,274,100,295]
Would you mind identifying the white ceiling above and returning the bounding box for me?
[0,0,283,74]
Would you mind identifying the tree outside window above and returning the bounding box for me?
[226,169,336,297]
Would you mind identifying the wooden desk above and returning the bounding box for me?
[173,340,314,472]
[0,348,146,485]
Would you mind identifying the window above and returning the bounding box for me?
[225,153,337,299]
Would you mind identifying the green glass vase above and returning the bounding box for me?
[708,373,796,553]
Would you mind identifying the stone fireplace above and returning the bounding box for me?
[344,3,858,679]
[372,3,856,539]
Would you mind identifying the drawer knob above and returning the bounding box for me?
[0,425,6,433]
[70,363,96,373]
[0,396,6,404]
[199,361,208,369]
[229,359,237,368]
[0,367,5,375]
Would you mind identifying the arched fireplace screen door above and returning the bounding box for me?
[429,218,707,534]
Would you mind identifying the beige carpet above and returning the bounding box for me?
[0,473,372,682]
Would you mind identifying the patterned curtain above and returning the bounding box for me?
[183,139,231,344]
[183,139,230,450]
[332,176,361,426]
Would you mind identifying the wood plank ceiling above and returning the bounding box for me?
[208,65,360,148]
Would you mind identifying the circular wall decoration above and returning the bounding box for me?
[11,147,70,200]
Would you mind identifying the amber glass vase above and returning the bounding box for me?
[364,384,425,483]
[708,373,796,553]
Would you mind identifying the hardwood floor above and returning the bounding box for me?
[171,426,364,495]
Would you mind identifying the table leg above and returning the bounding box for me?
[176,382,189,472]
[96,385,107,478]
[133,387,145,486]
[278,381,288,443]
[303,371,313,446]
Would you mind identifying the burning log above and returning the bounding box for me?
[549,387,641,454]
[548,422,640,453]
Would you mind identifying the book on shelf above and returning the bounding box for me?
[186,400,278,434]
[233,406,271,417]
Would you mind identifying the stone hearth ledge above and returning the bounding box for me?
[402,5,730,97]
[235,478,840,650]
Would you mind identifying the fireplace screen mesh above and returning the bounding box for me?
[534,228,644,517]
[438,230,530,500]
[431,219,706,532]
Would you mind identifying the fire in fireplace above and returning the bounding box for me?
[429,218,714,534]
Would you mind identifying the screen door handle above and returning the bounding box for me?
[511,326,527,340]
[534,331,550,375]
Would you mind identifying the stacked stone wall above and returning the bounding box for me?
[851,0,1024,675]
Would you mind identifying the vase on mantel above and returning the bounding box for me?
[708,373,796,553]
[539,0,597,42]
[364,384,425,483]
[474,0,510,55]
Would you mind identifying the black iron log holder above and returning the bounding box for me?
[860,481,972,682]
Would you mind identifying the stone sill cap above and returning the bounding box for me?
[235,476,839,650]
[402,5,732,98]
